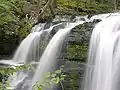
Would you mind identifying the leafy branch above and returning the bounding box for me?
[33,65,66,90]
[0,64,33,90]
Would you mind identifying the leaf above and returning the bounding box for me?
[37,86,42,90]
[55,70,61,74]
[51,77,60,84]
[45,72,51,78]
[61,75,66,77]
[55,77,60,84]
[60,77,64,81]
[51,74,56,77]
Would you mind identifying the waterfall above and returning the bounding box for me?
[3,16,86,90]
[84,15,120,90]
[31,20,85,89]
[13,32,42,64]
[7,23,64,89]
[13,23,61,64]
[1,13,120,90]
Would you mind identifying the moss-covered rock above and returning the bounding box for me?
[67,44,88,62]
[61,61,85,90]
[66,21,98,62]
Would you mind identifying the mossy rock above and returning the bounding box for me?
[61,61,85,90]
[66,20,101,62]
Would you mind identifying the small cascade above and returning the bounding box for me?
[31,19,85,89]
[13,32,42,63]
[8,22,65,89]
[13,23,62,64]
[31,23,46,32]
[84,15,120,90]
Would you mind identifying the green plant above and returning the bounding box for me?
[33,65,66,90]
[0,0,32,55]
[0,0,26,25]
[0,64,33,90]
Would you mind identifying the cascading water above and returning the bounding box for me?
[31,23,46,32]
[0,14,106,90]
[1,13,120,90]
[7,16,87,90]
[84,15,120,90]
[13,23,61,64]
[13,32,42,64]
[8,23,64,89]
[31,19,85,89]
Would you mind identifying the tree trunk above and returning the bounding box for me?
[38,0,51,17]
[37,0,56,21]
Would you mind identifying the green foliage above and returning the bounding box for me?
[67,44,88,62]
[0,64,33,90]
[57,0,114,15]
[0,0,32,54]
[0,0,25,25]
[33,65,66,90]
[16,23,32,38]
[0,0,31,34]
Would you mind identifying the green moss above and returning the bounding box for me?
[16,23,32,38]
[66,21,99,62]
[57,0,114,15]
[67,43,88,62]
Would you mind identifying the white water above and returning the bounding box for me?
[32,23,46,32]
[90,13,120,21]
[13,23,62,64]
[7,23,63,89]
[84,15,120,90]
[31,20,85,89]
[13,32,42,64]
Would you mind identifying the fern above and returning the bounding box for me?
[0,0,25,25]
